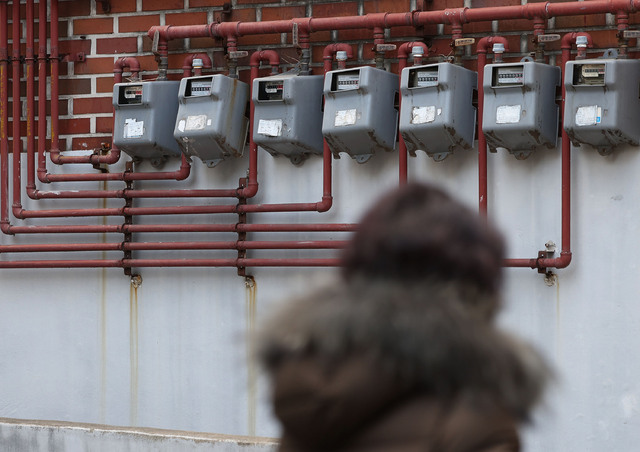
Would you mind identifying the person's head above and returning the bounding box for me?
[341,182,505,298]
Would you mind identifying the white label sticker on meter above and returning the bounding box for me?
[185,115,207,130]
[257,119,282,137]
[412,106,436,124]
[496,105,521,124]
[575,105,601,126]
[124,118,144,138]
[334,109,357,126]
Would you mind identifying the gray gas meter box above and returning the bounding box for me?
[399,63,477,161]
[564,58,640,155]
[113,81,180,165]
[482,61,561,159]
[174,75,249,167]
[253,73,324,165]
[322,66,399,162]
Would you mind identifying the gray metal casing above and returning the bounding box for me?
[113,81,181,162]
[564,58,640,154]
[174,75,249,167]
[252,73,324,165]
[322,66,399,162]
[482,62,560,159]
[399,63,477,161]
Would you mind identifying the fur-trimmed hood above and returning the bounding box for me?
[258,277,551,421]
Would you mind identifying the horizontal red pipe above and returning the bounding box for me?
[151,1,640,43]
[1,223,356,235]
[0,240,348,253]
[0,258,340,269]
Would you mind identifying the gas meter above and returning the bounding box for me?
[113,81,180,165]
[564,58,640,155]
[482,61,561,159]
[399,63,477,161]
[252,73,324,165]
[322,66,399,162]
[173,75,249,167]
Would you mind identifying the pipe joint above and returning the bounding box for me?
[316,195,333,213]
[210,21,241,40]
[250,49,280,69]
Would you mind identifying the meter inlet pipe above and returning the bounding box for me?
[183,53,212,77]
[476,36,509,216]
[242,49,281,200]
[503,32,592,270]
[397,41,430,184]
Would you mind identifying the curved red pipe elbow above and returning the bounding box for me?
[239,181,259,199]
[0,221,12,235]
[182,53,212,77]
[538,251,572,270]
[315,196,333,213]
[561,31,593,50]
[323,43,353,60]
[323,43,353,72]
[397,41,429,60]
[250,49,280,69]
[114,57,140,82]
[476,36,509,54]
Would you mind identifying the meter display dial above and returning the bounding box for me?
[188,79,212,97]
[493,66,524,87]
[573,64,606,86]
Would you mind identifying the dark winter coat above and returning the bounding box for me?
[258,278,551,452]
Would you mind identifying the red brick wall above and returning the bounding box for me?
[49,0,636,152]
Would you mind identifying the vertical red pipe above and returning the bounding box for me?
[11,0,21,213]
[476,36,509,216]
[37,0,46,172]
[25,0,35,194]
[49,0,59,162]
[0,0,8,233]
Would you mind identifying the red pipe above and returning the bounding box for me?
[0,240,348,254]
[148,2,640,44]
[48,0,61,165]
[476,36,509,216]
[1,2,628,267]
[0,0,8,234]
[0,223,356,235]
[397,41,430,184]
[503,32,592,270]
[182,53,212,78]
[0,258,341,269]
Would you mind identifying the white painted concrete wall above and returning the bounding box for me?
[1,139,639,450]
[0,418,277,451]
